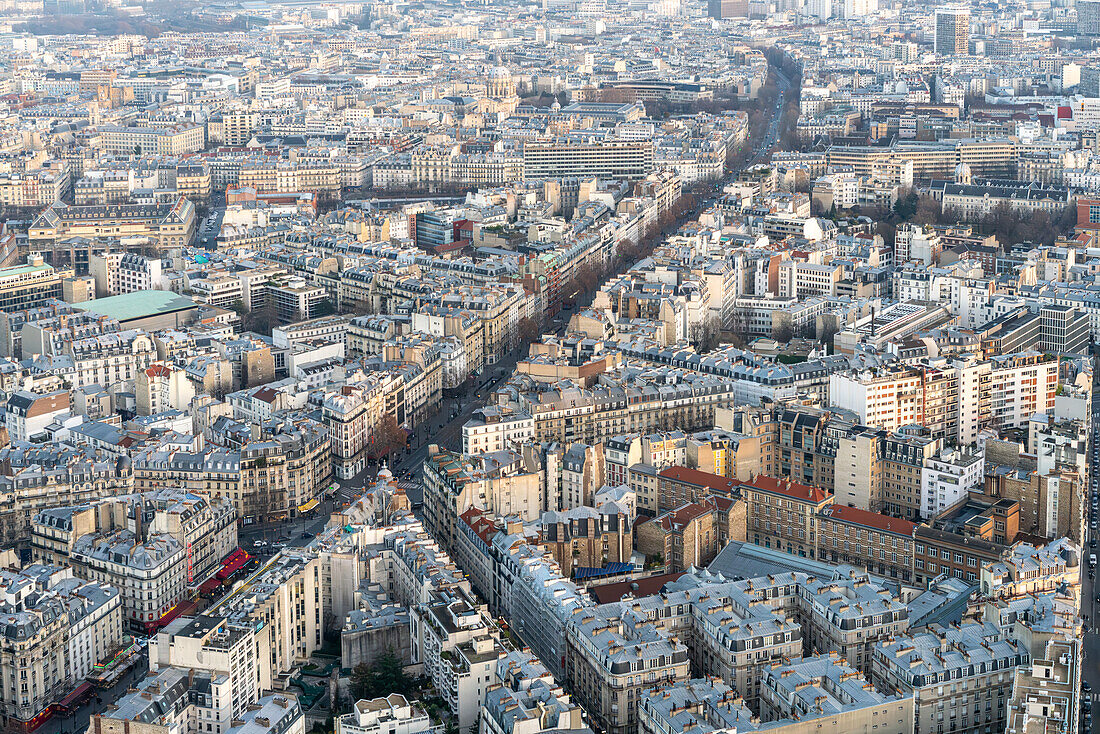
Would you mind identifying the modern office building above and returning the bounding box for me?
[935,7,970,55]
[707,0,748,18]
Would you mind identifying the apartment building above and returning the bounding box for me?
[536,502,633,576]
[136,362,196,416]
[338,695,440,734]
[816,504,916,583]
[6,389,70,442]
[29,198,197,255]
[410,593,505,731]
[760,655,915,733]
[979,538,1081,602]
[462,405,535,455]
[988,353,1058,430]
[96,124,206,156]
[566,609,691,734]
[1004,639,1080,734]
[36,329,158,390]
[32,489,237,591]
[0,565,122,727]
[423,448,542,552]
[0,443,134,546]
[89,251,164,296]
[742,475,834,559]
[483,650,587,734]
[136,425,329,524]
[93,668,304,734]
[149,615,259,732]
[798,571,910,673]
[830,354,1058,444]
[322,375,406,479]
[636,500,719,571]
[914,525,1006,587]
[872,622,1029,734]
[68,530,186,631]
[0,168,68,208]
[0,256,70,312]
[655,466,739,513]
[921,449,985,519]
[205,552,324,690]
[238,161,343,196]
[640,675,913,734]
[523,140,654,180]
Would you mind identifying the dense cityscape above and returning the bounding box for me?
[0,3,1094,734]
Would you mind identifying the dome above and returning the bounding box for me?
[954,162,972,183]
[488,65,511,79]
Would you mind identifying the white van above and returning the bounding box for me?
[1090,553,1097,568]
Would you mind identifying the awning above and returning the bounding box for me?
[216,549,250,581]
[149,599,195,632]
[297,498,319,513]
[57,681,93,710]
[199,577,222,594]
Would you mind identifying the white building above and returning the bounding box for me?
[920,448,985,519]
[337,695,440,734]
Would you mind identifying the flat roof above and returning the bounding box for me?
[73,290,197,322]
[0,263,55,278]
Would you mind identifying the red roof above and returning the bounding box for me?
[216,548,250,580]
[744,475,831,504]
[658,466,738,495]
[459,507,497,544]
[657,501,714,531]
[149,599,197,632]
[589,572,686,604]
[820,504,914,536]
[57,681,93,710]
[253,387,279,404]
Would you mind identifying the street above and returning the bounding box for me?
[373,61,794,499]
[751,67,791,165]
[242,63,796,558]
[40,652,149,734]
[1084,354,1100,734]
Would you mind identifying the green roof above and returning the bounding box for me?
[0,263,55,278]
[72,290,197,322]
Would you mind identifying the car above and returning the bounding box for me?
[300,531,314,539]
[1085,680,1093,693]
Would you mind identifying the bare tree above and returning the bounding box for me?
[517,316,542,345]
[372,413,407,460]
[690,314,722,353]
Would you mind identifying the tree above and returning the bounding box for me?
[819,322,840,353]
[913,195,943,226]
[517,316,541,345]
[372,413,407,459]
[772,323,793,343]
[240,300,280,335]
[689,314,722,353]
[350,651,411,700]
[314,299,337,317]
[572,262,601,296]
